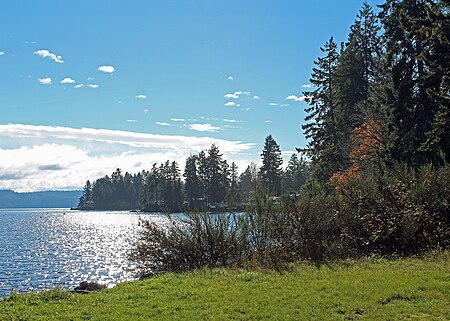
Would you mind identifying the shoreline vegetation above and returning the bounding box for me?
[1,252,449,320]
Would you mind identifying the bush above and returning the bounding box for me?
[130,213,248,277]
[131,164,450,275]
[335,163,450,255]
[335,167,425,255]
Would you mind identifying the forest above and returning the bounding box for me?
[77,136,308,212]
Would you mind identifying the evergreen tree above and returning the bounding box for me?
[78,180,93,209]
[302,37,342,180]
[282,154,308,194]
[415,0,450,161]
[227,162,240,206]
[378,0,446,165]
[239,162,259,201]
[335,2,383,169]
[197,150,208,201]
[170,161,183,210]
[260,135,283,195]
[207,144,228,204]
[184,155,200,209]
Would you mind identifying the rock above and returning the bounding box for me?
[73,281,107,293]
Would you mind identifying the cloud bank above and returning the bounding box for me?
[0,124,254,192]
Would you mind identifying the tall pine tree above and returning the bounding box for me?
[260,135,283,195]
[302,37,342,180]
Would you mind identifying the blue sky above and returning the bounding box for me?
[0,0,380,191]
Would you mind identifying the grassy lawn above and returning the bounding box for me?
[1,252,449,320]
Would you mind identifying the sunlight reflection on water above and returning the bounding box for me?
[0,208,170,297]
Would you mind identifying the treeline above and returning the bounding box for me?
[78,137,308,211]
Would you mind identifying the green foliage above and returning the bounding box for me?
[376,0,449,165]
[335,163,450,256]
[78,169,142,210]
[181,144,232,210]
[133,163,449,273]
[282,153,308,194]
[131,213,247,276]
[302,1,449,182]
[183,155,201,209]
[259,135,283,195]
[239,162,259,201]
[302,37,343,180]
[140,161,183,212]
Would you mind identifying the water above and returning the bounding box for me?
[0,208,169,298]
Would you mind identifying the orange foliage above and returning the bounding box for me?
[330,120,383,189]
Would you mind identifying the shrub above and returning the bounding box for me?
[131,164,450,275]
[130,213,248,277]
[334,163,450,255]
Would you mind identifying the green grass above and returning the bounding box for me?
[1,252,449,320]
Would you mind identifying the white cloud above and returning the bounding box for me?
[253,95,260,100]
[223,119,240,123]
[0,51,5,56]
[74,84,84,89]
[61,77,75,84]
[0,124,255,191]
[286,95,308,102]
[269,102,279,106]
[34,49,64,63]
[223,125,242,129]
[87,77,94,80]
[126,119,138,123]
[87,84,99,88]
[264,120,273,123]
[38,77,52,85]
[98,65,115,73]
[171,118,185,122]
[144,109,149,114]
[156,122,172,127]
[227,76,234,80]
[225,102,236,107]
[224,91,250,99]
[188,124,221,132]
[224,93,239,99]
[136,94,146,100]
[280,103,290,107]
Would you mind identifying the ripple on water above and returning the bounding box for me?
[0,209,170,297]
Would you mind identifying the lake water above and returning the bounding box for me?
[0,208,169,298]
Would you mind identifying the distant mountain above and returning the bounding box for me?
[0,190,83,208]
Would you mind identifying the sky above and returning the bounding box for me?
[0,0,381,192]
